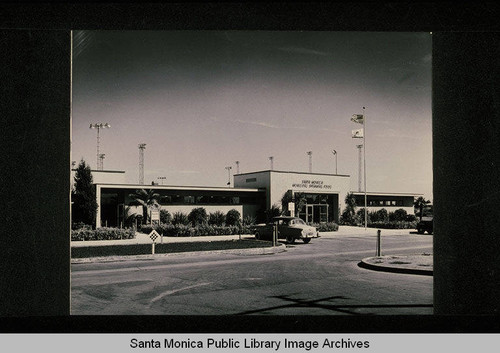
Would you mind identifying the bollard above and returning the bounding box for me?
[376,229,381,256]
[152,242,155,255]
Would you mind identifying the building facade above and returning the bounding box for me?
[80,169,421,228]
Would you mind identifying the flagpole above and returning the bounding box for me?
[363,106,367,230]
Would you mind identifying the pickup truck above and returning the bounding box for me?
[254,216,319,244]
[417,216,433,234]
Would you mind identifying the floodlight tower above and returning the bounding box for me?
[98,154,105,170]
[138,143,146,184]
[332,150,338,174]
[307,151,312,173]
[89,122,110,169]
[225,166,232,186]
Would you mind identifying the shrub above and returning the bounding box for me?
[188,207,208,226]
[370,208,389,223]
[142,223,254,237]
[172,211,189,225]
[368,220,417,229]
[208,211,226,226]
[225,209,241,226]
[243,215,256,226]
[71,227,136,241]
[356,208,369,224]
[312,222,339,232]
[389,208,407,222]
[160,209,172,224]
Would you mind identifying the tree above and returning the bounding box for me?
[160,209,172,224]
[265,204,282,223]
[225,209,241,226]
[188,207,208,226]
[281,191,306,218]
[129,189,160,224]
[341,192,357,225]
[414,197,431,221]
[71,159,98,227]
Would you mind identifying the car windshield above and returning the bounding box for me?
[292,218,306,225]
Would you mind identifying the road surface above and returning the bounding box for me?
[71,233,433,315]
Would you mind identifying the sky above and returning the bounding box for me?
[71,31,433,200]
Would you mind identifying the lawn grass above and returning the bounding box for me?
[71,239,273,258]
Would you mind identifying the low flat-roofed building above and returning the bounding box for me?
[86,169,422,228]
[96,183,266,228]
[351,191,420,215]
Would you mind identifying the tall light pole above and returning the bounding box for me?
[89,122,110,170]
[235,161,240,174]
[269,156,274,170]
[356,145,363,191]
[351,107,367,229]
[332,150,337,174]
[138,143,146,184]
[307,151,312,173]
[99,153,105,170]
[225,166,232,186]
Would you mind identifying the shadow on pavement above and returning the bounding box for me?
[233,295,433,315]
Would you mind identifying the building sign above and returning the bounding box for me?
[291,180,332,190]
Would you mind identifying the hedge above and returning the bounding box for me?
[140,224,253,237]
[366,221,417,229]
[71,227,136,241]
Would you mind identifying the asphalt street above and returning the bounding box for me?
[71,233,433,315]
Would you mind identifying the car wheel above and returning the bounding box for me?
[255,232,261,240]
[286,235,295,244]
[302,238,311,244]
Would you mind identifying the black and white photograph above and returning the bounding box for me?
[2,3,500,342]
[70,30,433,316]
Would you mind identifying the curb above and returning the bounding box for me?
[359,256,433,276]
[71,243,287,264]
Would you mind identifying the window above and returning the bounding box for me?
[184,195,195,204]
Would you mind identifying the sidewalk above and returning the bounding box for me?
[70,225,414,248]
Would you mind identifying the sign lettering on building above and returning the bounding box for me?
[291,179,332,189]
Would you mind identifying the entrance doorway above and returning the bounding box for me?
[306,204,329,223]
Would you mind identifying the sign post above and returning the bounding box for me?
[149,229,160,255]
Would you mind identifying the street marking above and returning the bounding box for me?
[150,282,211,303]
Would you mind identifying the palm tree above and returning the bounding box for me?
[414,196,431,221]
[129,189,160,224]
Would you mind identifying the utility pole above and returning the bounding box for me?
[307,151,312,173]
[235,161,240,174]
[269,156,274,171]
[138,143,146,184]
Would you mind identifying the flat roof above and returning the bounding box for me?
[71,169,126,174]
[235,170,350,178]
[95,183,265,193]
[351,191,422,197]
